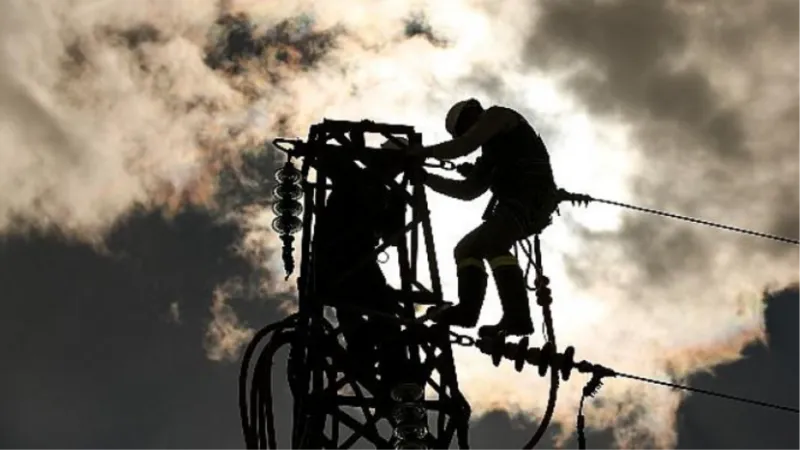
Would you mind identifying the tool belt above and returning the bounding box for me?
[481,184,559,235]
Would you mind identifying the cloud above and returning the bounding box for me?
[204,281,255,362]
[1,0,796,448]
[492,0,799,446]
[0,0,272,238]
[0,207,264,447]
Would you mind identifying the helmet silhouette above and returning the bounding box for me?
[445,98,482,137]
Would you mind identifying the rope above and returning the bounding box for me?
[580,194,799,246]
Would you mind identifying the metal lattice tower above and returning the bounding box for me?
[241,114,800,450]
[242,119,471,449]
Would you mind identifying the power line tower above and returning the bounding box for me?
[239,118,800,450]
[241,119,472,449]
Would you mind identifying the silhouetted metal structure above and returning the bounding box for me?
[241,119,472,449]
[240,118,800,450]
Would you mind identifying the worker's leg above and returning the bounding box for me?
[475,208,535,337]
[477,251,534,336]
[427,225,489,327]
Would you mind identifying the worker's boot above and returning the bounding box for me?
[478,263,534,338]
[427,264,487,328]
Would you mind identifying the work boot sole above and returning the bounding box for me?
[478,322,534,338]
[426,305,480,328]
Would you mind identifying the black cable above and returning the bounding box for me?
[522,307,558,449]
[590,196,799,245]
[515,237,538,291]
[522,235,560,450]
[252,330,294,448]
[577,395,587,450]
[615,371,800,414]
[239,316,297,448]
[576,374,606,449]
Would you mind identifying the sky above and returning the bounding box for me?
[0,0,797,448]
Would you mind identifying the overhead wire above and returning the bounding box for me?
[594,196,799,245]
[557,189,799,446]
[574,368,798,449]
[614,371,800,414]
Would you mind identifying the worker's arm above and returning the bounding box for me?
[422,157,493,201]
[416,107,519,160]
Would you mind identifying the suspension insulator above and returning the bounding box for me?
[272,215,303,235]
[275,165,302,184]
[273,182,303,200]
[391,383,429,450]
[535,275,552,307]
[560,347,576,381]
[392,403,426,429]
[477,338,504,366]
[477,336,584,381]
[272,197,303,216]
[271,159,304,279]
[280,234,295,279]
[536,342,555,377]
[514,337,529,372]
[391,383,424,402]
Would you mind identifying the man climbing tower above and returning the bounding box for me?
[408,98,558,337]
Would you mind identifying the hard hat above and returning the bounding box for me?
[445,99,480,136]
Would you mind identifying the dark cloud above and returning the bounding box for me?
[0,205,289,448]
[766,1,800,37]
[676,289,799,449]
[62,24,165,76]
[205,14,340,75]
[469,409,616,449]
[114,24,164,48]
[524,0,747,160]
[403,13,448,48]
[520,0,798,288]
[700,1,798,57]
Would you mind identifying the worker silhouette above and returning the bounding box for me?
[409,99,559,337]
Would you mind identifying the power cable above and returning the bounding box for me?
[615,371,800,414]
[558,190,799,246]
